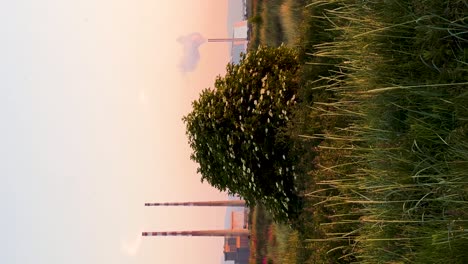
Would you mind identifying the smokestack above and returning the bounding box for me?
[207,38,248,43]
[144,200,246,207]
[142,229,249,237]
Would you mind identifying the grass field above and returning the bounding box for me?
[249,205,308,264]
[247,0,307,48]
[248,0,468,263]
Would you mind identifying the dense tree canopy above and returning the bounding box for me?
[183,45,301,220]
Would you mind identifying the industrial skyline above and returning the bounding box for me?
[142,200,250,264]
[142,200,249,238]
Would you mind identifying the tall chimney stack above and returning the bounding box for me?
[145,200,246,207]
[142,229,249,237]
[207,38,248,43]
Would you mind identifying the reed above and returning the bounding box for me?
[295,0,468,262]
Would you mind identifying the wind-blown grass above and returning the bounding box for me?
[296,0,468,262]
[245,0,467,262]
[247,0,308,48]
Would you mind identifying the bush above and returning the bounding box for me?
[183,45,302,221]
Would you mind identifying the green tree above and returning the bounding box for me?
[183,45,301,221]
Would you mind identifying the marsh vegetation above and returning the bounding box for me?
[245,0,468,263]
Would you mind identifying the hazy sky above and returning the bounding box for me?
[1,1,241,263]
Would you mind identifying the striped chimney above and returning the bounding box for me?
[144,200,246,207]
[142,229,249,237]
[207,38,248,43]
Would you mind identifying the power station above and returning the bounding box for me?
[146,19,251,263]
[143,200,250,264]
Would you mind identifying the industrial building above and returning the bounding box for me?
[207,20,248,65]
[223,207,250,264]
[143,200,250,264]
[230,20,249,64]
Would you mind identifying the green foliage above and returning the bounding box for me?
[183,45,302,221]
[248,14,263,25]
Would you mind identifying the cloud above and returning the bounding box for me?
[120,232,142,256]
[177,32,206,72]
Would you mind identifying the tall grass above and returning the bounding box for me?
[279,0,304,45]
[250,203,313,264]
[259,0,282,46]
[248,0,308,48]
[296,0,468,262]
[245,0,467,262]
[266,223,304,263]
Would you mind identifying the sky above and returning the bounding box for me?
[1,1,243,263]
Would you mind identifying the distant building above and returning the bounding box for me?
[224,244,249,264]
[231,20,249,65]
[223,209,250,264]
